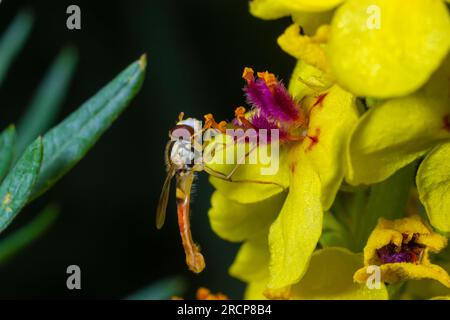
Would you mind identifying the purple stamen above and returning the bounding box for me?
[244,79,298,123]
[271,82,299,121]
[250,114,287,142]
[376,238,425,264]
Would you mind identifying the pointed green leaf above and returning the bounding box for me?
[0,125,16,182]
[0,204,59,263]
[17,46,78,155]
[0,138,43,234]
[0,10,34,86]
[31,56,147,199]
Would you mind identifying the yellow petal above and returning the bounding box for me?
[208,191,285,242]
[346,58,450,185]
[288,60,333,103]
[266,147,323,291]
[205,135,289,203]
[403,266,450,300]
[355,261,450,288]
[417,142,450,232]
[278,24,332,76]
[328,0,450,97]
[291,247,388,299]
[246,248,388,300]
[229,235,270,283]
[302,84,359,209]
[206,137,289,204]
[291,10,335,35]
[250,0,344,20]
[245,280,268,300]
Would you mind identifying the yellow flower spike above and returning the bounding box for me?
[208,191,285,243]
[249,0,345,20]
[354,216,450,288]
[346,56,450,185]
[302,84,359,209]
[328,0,450,98]
[266,146,323,292]
[417,142,450,233]
[207,66,360,299]
[278,24,332,77]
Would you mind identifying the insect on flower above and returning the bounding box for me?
[157,67,308,274]
[156,112,249,274]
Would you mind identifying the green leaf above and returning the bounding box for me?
[125,276,187,300]
[0,204,59,263]
[0,10,34,86]
[0,125,16,182]
[0,138,43,234]
[16,46,78,155]
[31,55,147,199]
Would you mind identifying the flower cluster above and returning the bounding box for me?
[203,0,450,300]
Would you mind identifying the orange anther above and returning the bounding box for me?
[196,288,211,300]
[242,67,254,83]
[217,121,227,132]
[234,106,247,118]
[257,71,277,90]
[204,113,227,133]
[234,106,254,129]
[178,112,185,122]
[196,287,229,300]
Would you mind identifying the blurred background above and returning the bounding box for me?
[0,0,294,299]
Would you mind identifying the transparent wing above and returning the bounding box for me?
[156,169,175,229]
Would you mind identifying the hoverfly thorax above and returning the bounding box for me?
[166,118,204,172]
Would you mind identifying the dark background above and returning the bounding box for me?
[0,0,293,299]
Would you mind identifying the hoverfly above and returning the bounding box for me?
[156,114,205,273]
[156,112,236,274]
[157,111,285,273]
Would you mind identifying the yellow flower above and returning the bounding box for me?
[354,216,450,288]
[207,64,359,297]
[250,0,450,98]
[346,56,450,232]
